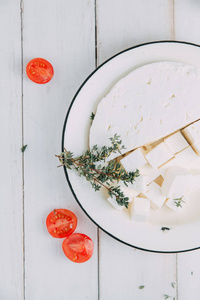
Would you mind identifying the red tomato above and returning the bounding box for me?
[62,233,94,263]
[46,209,77,238]
[26,58,54,84]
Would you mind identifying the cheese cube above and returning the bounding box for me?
[158,158,178,177]
[161,167,189,198]
[186,174,200,194]
[107,195,124,211]
[175,146,200,168]
[145,182,166,208]
[139,163,161,184]
[130,197,150,222]
[164,132,189,154]
[145,142,174,168]
[128,175,148,192]
[182,120,200,145]
[192,142,200,156]
[120,148,147,172]
[119,186,140,203]
[165,195,186,212]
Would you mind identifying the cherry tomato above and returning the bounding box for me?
[62,233,94,263]
[46,209,77,238]
[26,58,54,84]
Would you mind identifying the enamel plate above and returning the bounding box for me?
[62,41,200,253]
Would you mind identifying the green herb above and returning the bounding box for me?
[21,144,27,152]
[56,134,139,208]
[173,196,185,208]
[139,285,145,289]
[161,227,170,231]
[171,282,175,288]
[90,112,95,122]
[163,295,171,299]
[191,271,193,275]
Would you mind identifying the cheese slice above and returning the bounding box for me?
[90,62,200,159]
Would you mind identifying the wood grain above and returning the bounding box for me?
[96,1,177,299]
[0,1,23,299]
[22,1,98,299]
[174,1,200,299]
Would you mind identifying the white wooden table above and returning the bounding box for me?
[2,1,200,299]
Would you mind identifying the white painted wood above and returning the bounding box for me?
[96,0,173,64]
[174,2,200,299]
[99,233,176,300]
[23,1,98,299]
[175,0,200,45]
[177,250,200,300]
[0,1,23,299]
[96,1,177,299]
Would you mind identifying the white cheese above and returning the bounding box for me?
[165,196,187,212]
[139,163,161,184]
[164,131,189,154]
[145,182,166,208]
[130,197,150,222]
[175,146,200,169]
[128,175,148,192]
[107,195,124,211]
[145,142,174,168]
[182,120,200,145]
[119,185,140,202]
[192,142,200,155]
[90,62,200,159]
[161,167,189,198]
[120,148,147,172]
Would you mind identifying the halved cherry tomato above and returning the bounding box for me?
[46,209,77,238]
[62,233,94,263]
[26,58,54,84]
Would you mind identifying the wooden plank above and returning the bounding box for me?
[23,1,98,299]
[100,233,176,300]
[0,1,23,299]
[177,250,200,300]
[96,0,177,299]
[96,0,173,64]
[174,1,200,299]
[175,0,200,45]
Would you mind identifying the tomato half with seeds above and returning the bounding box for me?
[62,233,94,263]
[46,209,77,238]
[26,58,54,84]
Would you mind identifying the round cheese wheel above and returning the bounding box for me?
[89,62,200,158]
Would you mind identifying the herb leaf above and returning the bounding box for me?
[90,112,95,122]
[56,135,139,208]
[173,196,185,208]
[21,144,28,152]
[163,295,171,299]
[139,285,145,289]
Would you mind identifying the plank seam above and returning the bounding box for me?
[171,0,175,40]
[176,254,178,300]
[94,1,100,299]
[20,0,25,299]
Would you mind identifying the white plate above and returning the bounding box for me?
[62,41,200,253]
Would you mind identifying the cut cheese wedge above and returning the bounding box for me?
[90,62,200,160]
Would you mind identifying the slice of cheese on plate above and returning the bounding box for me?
[90,62,200,160]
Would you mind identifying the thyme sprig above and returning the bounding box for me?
[173,196,185,208]
[57,134,139,208]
